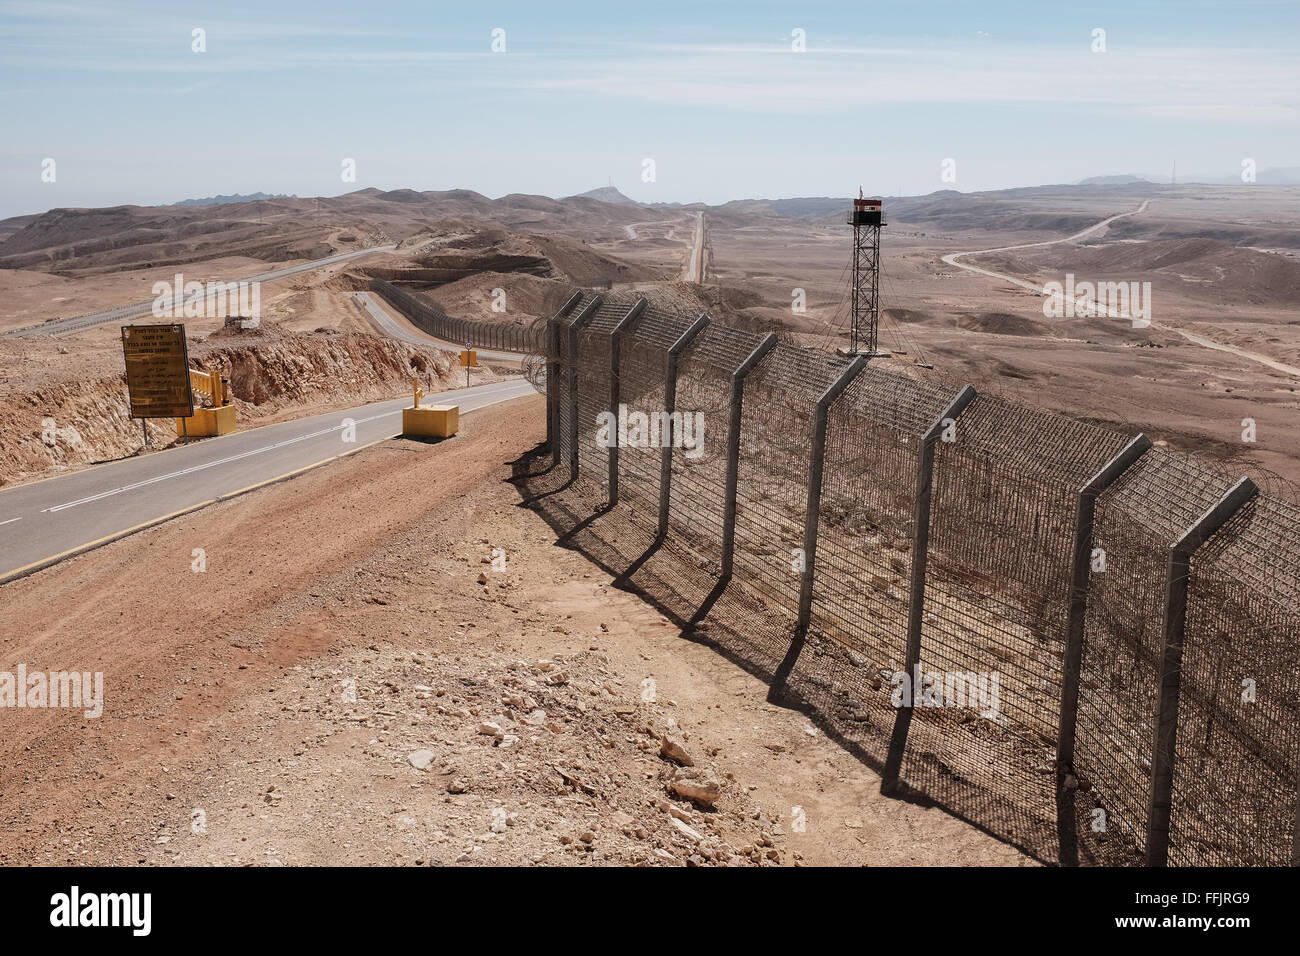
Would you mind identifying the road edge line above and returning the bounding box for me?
[0,390,536,587]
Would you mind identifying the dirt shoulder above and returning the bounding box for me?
[0,395,1027,866]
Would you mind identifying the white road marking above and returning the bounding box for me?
[0,517,22,526]
[38,382,529,514]
[40,411,399,513]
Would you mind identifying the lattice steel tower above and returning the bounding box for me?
[847,190,886,355]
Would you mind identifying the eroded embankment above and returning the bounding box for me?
[0,327,485,487]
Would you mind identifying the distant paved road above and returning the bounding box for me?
[4,245,397,336]
[349,291,523,365]
[0,378,534,583]
[681,212,705,282]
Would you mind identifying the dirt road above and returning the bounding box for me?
[943,200,1300,380]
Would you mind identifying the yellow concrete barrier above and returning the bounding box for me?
[402,404,459,439]
[176,404,237,437]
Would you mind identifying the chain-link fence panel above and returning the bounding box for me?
[1076,449,1237,864]
[662,324,766,571]
[807,368,965,760]
[1170,491,1300,865]
[572,297,641,514]
[368,278,542,352]
[613,304,695,524]
[898,395,1130,860]
[515,285,1298,867]
[728,345,848,629]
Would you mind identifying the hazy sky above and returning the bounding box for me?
[1,0,1297,218]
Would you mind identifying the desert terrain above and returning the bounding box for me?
[1,180,1296,866]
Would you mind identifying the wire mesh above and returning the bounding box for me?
[808,368,965,760]
[368,278,541,352]
[1170,490,1300,865]
[1075,448,1237,865]
[900,394,1131,860]
[728,344,847,630]
[663,324,766,568]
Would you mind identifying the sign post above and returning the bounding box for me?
[121,323,193,447]
[459,346,477,388]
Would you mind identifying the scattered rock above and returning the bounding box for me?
[659,735,694,766]
[670,817,703,842]
[669,768,721,807]
[408,749,436,770]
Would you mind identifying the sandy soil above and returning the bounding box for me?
[0,397,1027,867]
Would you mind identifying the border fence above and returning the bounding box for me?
[368,278,542,353]
[514,287,1300,867]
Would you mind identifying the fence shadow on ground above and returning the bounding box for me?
[508,447,1061,864]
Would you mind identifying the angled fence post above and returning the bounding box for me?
[547,292,583,458]
[796,356,869,633]
[720,334,778,579]
[1146,476,1258,866]
[656,315,710,539]
[565,295,604,482]
[881,383,977,796]
[607,298,648,509]
[1055,433,1151,866]
[769,356,869,695]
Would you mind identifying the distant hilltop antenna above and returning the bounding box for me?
[847,188,888,356]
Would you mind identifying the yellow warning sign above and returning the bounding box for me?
[459,349,478,368]
[121,324,194,419]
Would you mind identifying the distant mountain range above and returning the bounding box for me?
[1080,168,1300,186]
[173,192,296,206]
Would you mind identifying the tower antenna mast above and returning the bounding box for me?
[847,188,887,356]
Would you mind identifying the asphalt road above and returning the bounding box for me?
[5,245,396,336]
[0,378,535,583]
[349,291,523,365]
[681,212,705,282]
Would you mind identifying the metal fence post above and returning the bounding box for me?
[549,316,562,467]
[720,334,778,579]
[565,296,604,482]
[1146,476,1258,866]
[769,356,869,696]
[607,299,648,509]
[1055,433,1152,865]
[656,315,710,539]
[795,356,869,633]
[546,292,582,459]
[881,384,977,796]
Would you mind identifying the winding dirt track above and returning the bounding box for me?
[941,199,1300,380]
